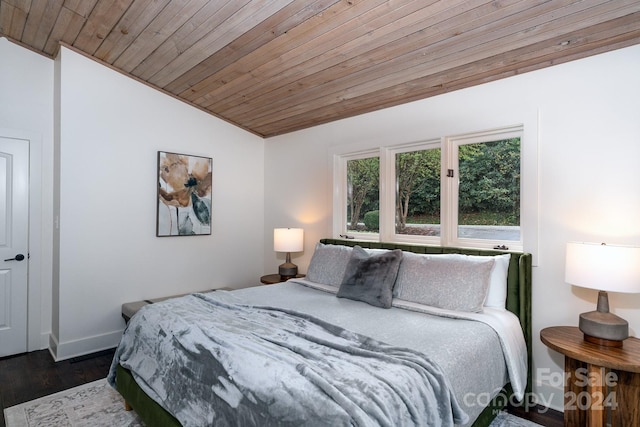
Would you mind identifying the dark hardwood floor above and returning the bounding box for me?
[506,403,564,427]
[0,348,116,427]
[0,348,564,427]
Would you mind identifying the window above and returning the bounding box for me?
[333,151,380,241]
[444,128,522,249]
[334,125,529,251]
[385,140,442,245]
[346,156,379,233]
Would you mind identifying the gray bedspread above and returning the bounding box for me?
[108,292,469,427]
[225,281,522,426]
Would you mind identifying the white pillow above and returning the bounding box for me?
[480,253,511,310]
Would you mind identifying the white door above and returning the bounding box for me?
[0,136,29,357]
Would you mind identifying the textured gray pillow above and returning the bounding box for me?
[306,243,353,286]
[395,252,495,312]
[337,246,403,308]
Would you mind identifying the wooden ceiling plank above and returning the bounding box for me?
[180,0,425,100]
[146,0,298,88]
[220,0,588,117]
[0,2,11,36]
[190,0,448,106]
[374,28,640,117]
[162,0,318,94]
[62,0,98,18]
[223,0,599,118]
[234,0,640,126]
[94,0,170,64]
[3,0,639,136]
[164,0,341,95]
[19,0,46,46]
[43,5,85,55]
[184,0,424,105]
[30,0,64,51]
[129,0,252,81]
[270,30,640,137]
[394,15,640,89]
[8,5,28,39]
[2,0,30,13]
[0,3,22,39]
[514,35,640,76]
[112,0,209,73]
[43,1,100,54]
[253,16,640,136]
[223,0,548,120]
[73,0,135,55]
[206,0,514,112]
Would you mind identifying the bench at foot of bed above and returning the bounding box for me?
[121,288,231,323]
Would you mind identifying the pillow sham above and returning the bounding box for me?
[337,246,403,308]
[305,243,353,287]
[394,252,495,312]
[480,253,511,310]
[394,252,511,309]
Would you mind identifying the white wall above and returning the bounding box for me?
[4,34,640,409]
[265,44,640,411]
[0,37,54,351]
[52,47,265,360]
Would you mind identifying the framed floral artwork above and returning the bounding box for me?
[157,151,212,236]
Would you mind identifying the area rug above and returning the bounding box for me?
[4,378,543,427]
[3,379,142,427]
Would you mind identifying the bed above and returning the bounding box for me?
[108,238,532,426]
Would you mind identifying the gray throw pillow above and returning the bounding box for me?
[306,243,354,286]
[337,246,403,308]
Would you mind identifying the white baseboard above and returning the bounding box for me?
[49,329,123,361]
[48,333,59,359]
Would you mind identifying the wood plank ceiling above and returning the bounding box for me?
[1,1,640,137]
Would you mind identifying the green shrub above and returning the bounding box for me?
[363,210,379,231]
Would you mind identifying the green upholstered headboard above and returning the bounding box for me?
[319,238,533,395]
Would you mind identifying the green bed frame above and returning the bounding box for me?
[116,239,532,427]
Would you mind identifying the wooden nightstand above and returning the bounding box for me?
[260,274,305,284]
[540,326,640,427]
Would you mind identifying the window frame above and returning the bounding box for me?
[443,126,524,251]
[332,149,381,242]
[381,139,442,245]
[332,123,538,258]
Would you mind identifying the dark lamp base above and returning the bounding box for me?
[579,300,629,347]
[278,262,298,281]
[578,290,629,347]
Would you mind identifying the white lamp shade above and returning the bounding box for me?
[274,228,304,252]
[565,242,640,293]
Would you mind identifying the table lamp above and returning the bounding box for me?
[565,242,640,347]
[274,228,304,280]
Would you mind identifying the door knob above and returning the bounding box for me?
[4,254,25,261]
